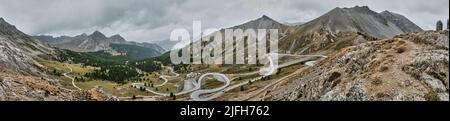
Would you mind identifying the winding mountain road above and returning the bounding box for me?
[131,53,327,101]
[63,67,82,90]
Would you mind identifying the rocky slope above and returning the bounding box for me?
[0,17,53,75]
[299,6,422,38]
[267,30,449,101]
[379,11,423,33]
[1,17,116,101]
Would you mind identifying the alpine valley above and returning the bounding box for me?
[1,6,448,101]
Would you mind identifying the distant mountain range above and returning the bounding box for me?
[279,6,423,54]
[154,39,179,50]
[34,31,165,60]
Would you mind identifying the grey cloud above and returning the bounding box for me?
[0,0,448,42]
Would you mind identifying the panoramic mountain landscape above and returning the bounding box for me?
[0,2,448,101]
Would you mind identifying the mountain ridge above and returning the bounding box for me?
[34,31,166,59]
[278,6,423,54]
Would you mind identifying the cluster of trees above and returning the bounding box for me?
[56,49,165,83]
[52,69,63,76]
[57,49,128,67]
[173,64,189,73]
[85,65,138,84]
[134,61,162,72]
[74,76,89,82]
[261,75,271,81]
[170,92,176,100]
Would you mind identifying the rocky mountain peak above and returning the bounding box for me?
[88,31,107,40]
[380,10,391,14]
[109,34,126,42]
[350,5,370,10]
[0,17,5,23]
[230,15,286,30]
[260,15,272,20]
[79,33,88,37]
[343,6,377,14]
[0,17,20,33]
[256,14,277,22]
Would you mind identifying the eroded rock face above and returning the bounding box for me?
[269,31,449,101]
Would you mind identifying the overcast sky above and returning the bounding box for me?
[0,0,448,42]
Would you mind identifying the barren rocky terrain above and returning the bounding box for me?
[268,30,449,101]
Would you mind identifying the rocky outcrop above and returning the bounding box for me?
[268,31,449,101]
[89,86,118,101]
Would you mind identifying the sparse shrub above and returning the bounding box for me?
[378,66,389,72]
[424,90,439,101]
[371,78,383,85]
[396,46,406,53]
[326,72,341,83]
[375,92,389,99]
